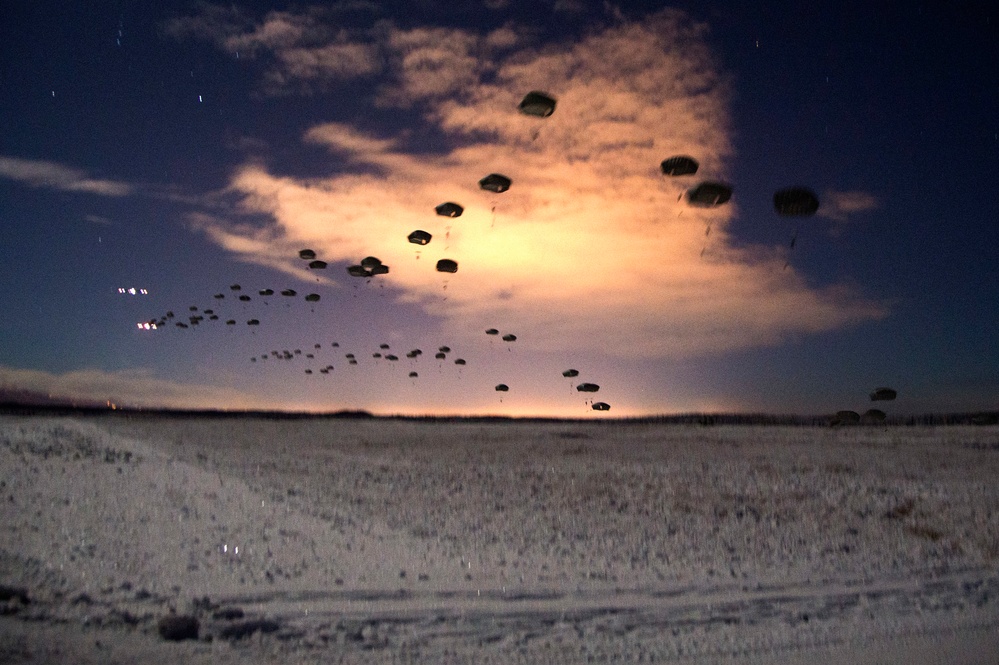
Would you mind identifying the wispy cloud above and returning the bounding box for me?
[177,7,886,359]
[0,366,273,411]
[0,156,132,196]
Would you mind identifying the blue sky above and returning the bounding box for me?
[1,1,996,416]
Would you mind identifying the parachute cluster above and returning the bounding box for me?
[831,386,898,426]
[133,89,847,416]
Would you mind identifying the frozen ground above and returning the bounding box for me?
[1,415,997,663]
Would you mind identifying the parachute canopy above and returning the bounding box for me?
[436,259,458,273]
[576,383,600,393]
[686,182,732,207]
[870,387,897,401]
[479,173,512,193]
[502,334,517,342]
[495,383,509,392]
[308,260,328,269]
[408,230,432,245]
[774,187,820,216]
[485,328,499,335]
[299,249,316,260]
[435,202,464,218]
[259,289,274,296]
[519,91,556,117]
[562,369,579,378]
[281,289,297,296]
[591,402,611,411]
[360,256,382,270]
[304,293,320,302]
[660,155,699,176]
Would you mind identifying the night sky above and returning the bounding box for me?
[2,1,997,417]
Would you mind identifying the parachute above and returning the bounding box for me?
[435,202,464,218]
[479,173,512,193]
[870,387,897,401]
[308,260,328,270]
[591,402,611,411]
[409,371,418,378]
[502,334,517,342]
[495,383,509,392]
[299,249,317,260]
[862,409,887,424]
[576,383,600,393]
[436,259,458,273]
[438,346,451,353]
[660,156,699,176]
[408,230,432,245]
[247,319,259,326]
[686,182,732,207]
[519,91,556,117]
[304,293,320,302]
[774,187,820,216]
[347,265,369,277]
[281,289,297,296]
[562,369,579,378]
[230,284,241,291]
[259,289,274,296]
[360,256,382,270]
[238,295,251,301]
[454,358,466,365]
[834,410,861,425]
[485,328,499,335]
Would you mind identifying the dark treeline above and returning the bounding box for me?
[1,402,996,426]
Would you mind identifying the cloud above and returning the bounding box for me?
[0,156,132,196]
[0,366,273,411]
[818,189,880,235]
[188,8,886,359]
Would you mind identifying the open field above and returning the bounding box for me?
[2,415,998,663]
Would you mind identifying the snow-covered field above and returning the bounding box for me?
[1,415,998,663]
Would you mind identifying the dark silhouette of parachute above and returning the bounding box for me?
[435,202,463,218]
[562,369,579,378]
[519,91,556,117]
[308,260,327,269]
[238,295,251,301]
[591,402,611,411]
[833,410,861,426]
[213,293,224,299]
[686,182,732,207]
[360,256,382,270]
[299,249,316,260]
[455,358,466,365]
[576,383,600,393]
[862,409,887,424]
[485,328,499,335]
[408,230,432,245]
[259,289,274,296]
[304,293,320,302]
[347,265,368,277]
[774,187,819,216]
[247,319,259,326]
[495,384,509,392]
[281,289,297,296]
[409,371,418,378]
[660,156,699,176]
[502,334,517,342]
[479,174,512,193]
[870,387,897,401]
[438,346,451,353]
[436,259,458,273]
[230,284,241,291]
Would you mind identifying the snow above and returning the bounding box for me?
[1,415,997,663]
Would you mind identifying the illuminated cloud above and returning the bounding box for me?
[0,156,132,196]
[183,8,886,359]
[0,366,273,411]
[819,189,880,234]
